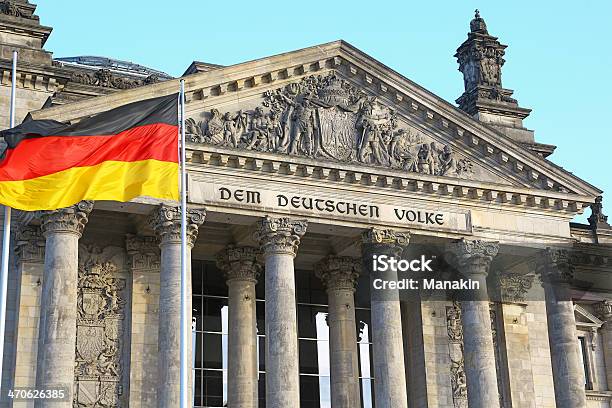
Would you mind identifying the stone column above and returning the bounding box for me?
[254,216,307,408]
[446,239,500,408]
[35,201,93,407]
[315,256,361,408]
[537,248,587,408]
[362,228,409,408]
[594,300,612,391]
[216,245,261,408]
[149,204,205,408]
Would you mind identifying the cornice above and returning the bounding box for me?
[28,40,601,199]
[186,144,592,219]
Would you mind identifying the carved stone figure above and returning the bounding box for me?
[186,73,473,180]
[70,68,151,90]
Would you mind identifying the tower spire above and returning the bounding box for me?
[455,10,545,152]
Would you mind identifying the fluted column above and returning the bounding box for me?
[537,248,587,408]
[446,239,500,408]
[255,216,307,408]
[315,256,361,408]
[35,201,93,408]
[149,204,205,408]
[594,300,612,391]
[362,228,409,408]
[217,246,261,408]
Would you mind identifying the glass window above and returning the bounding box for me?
[193,260,374,407]
[578,336,592,389]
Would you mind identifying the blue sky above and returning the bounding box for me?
[37,1,611,223]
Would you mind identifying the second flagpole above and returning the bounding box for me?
[179,79,190,408]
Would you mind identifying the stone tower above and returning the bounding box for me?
[455,10,550,155]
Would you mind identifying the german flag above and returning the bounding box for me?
[0,94,179,211]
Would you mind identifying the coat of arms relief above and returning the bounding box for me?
[74,245,128,407]
[186,73,474,178]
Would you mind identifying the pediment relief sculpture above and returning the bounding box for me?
[186,73,475,179]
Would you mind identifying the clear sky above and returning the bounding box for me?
[36,1,611,223]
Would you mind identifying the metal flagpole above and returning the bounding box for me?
[179,79,190,408]
[0,50,17,389]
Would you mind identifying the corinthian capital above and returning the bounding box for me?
[536,248,574,284]
[361,228,409,258]
[216,245,261,283]
[445,239,499,276]
[254,216,307,257]
[40,201,94,237]
[315,256,361,292]
[148,204,206,247]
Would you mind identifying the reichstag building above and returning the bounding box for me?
[0,2,611,408]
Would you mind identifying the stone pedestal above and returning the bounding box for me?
[149,205,205,408]
[446,239,500,408]
[362,228,409,408]
[537,248,587,408]
[315,256,361,408]
[594,301,612,391]
[35,201,93,408]
[255,216,307,408]
[217,246,261,408]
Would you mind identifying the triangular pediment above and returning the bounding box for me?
[29,40,601,210]
[182,71,528,188]
[574,304,603,328]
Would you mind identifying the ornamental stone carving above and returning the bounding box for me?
[588,196,611,230]
[495,273,534,303]
[125,234,160,271]
[148,204,206,247]
[254,216,307,257]
[0,1,26,18]
[40,201,94,237]
[594,300,612,323]
[216,245,261,282]
[446,302,467,408]
[70,69,161,89]
[14,225,45,263]
[456,10,505,91]
[446,239,499,275]
[74,245,128,407]
[536,248,574,284]
[186,73,473,178]
[315,256,361,292]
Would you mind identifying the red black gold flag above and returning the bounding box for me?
[0,94,179,211]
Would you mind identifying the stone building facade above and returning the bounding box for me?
[0,3,611,408]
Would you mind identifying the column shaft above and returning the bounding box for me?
[363,228,409,408]
[539,249,587,408]
[447,239,500,408]
[35,201,93,408]
[217,246,260,408]
[255,216,307,408]
[150,204,205,408]
[316,256,360,408]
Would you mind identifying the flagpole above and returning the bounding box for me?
[0,50,17,389]
[179,79,190,408]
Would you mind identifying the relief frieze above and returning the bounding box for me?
[186,73,474,179]
[75,244,128,407]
